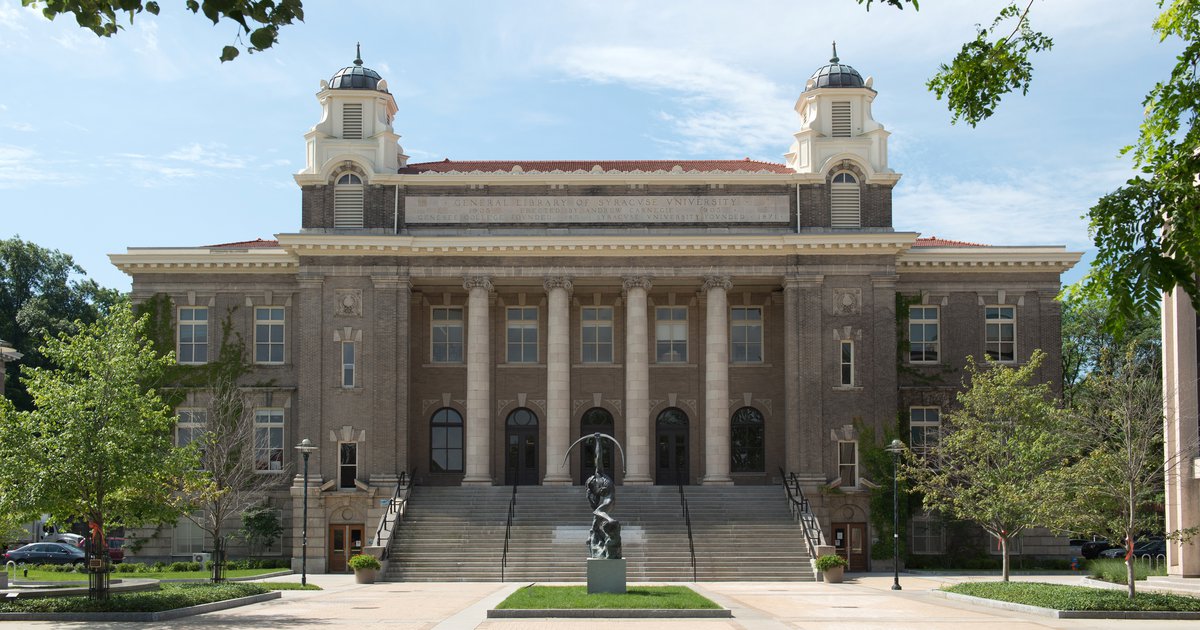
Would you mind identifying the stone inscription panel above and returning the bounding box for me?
[405,195,790,224]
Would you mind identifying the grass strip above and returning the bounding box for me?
[0,582,268,614]
[1086,558,1167,585]
[496,585,719,610]
[944,581,1200,612]
[12,567,282,582]
[260,582,322,590]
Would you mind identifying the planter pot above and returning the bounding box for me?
[823,566,844,584]
[354,568,378,584]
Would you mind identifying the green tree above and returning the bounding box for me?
[905,350,1075,581]
[23,0,304,61]
[1060,289,1160,406]
[238,504,282,558]
[0,236,119,410]
[0,303,196,596]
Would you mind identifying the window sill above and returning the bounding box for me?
[831,386,863,392]
[572,363,622,368]
[254,362,288,368]
[423,363,465,368]
[651,363,695,368]
[730,362,771,368]
[497,363,542,368]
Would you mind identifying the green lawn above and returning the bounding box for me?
[496,585,720,610]
[944,581,1200,612]
[9,567,285,582]
[260,582,321,590]
[0,582,269,614]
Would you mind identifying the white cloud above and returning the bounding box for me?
[6,122,33,132]
[163,143,251,169]
[0,144,77,188]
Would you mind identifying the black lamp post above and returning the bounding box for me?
[885,438,905,591]
[295,438,318,586]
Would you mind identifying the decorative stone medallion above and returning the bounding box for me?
[832,288,861,315]
[336,289,362,317]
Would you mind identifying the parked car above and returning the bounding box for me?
[1099,539,1167,559]
[106,537,125,563]
[1080,539,1120,559]
[44,532,85,547]
[3,542,87,565]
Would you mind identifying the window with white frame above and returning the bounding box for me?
[341,341,355,388]
[730,307,763,363]
[655,306,688,363]
[911,511,945,554]
[176,409,207,448]
[985,305,1016,363]
[177,307,208,364]
[581,306,613,363]
[909,407,941,455]
[333,172,364,229]
[431,307,464,363]
[838,441,858,488]
[506,306,538,363]
[254,409,285,472]
[339,442,357,489]
[255,307,285,364]
[839,340,854,387]
[909,306,939,363]
[430,408,463,472]
[830,171,861,228]
[172,516,206,556]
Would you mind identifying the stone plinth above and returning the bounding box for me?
[587,558,627,594]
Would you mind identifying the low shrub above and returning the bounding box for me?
[945,581,1200,612]
[1086,558,1167,584]
[347,554,381,571]
[0,582,269,613]
[814,554,849,571]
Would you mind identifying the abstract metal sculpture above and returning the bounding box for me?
[562,432,627,559]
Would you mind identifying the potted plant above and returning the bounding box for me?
[815,554,849,583]
[348,553,381,584]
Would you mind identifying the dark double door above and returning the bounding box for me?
[655,408,690,485]
[505,425,539,485]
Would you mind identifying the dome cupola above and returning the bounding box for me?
[329,44,384,90]
[805,42,866,91]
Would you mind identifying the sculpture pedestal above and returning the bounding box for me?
[587,558,627,594]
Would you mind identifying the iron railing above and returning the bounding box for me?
[501,484,518,581]
[779,467,825,558]
[371,468,416,561]
[676,466,697,581]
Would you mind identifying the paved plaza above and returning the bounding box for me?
[11,573,1199,629]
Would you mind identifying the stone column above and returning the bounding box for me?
[543,276,573,485]
[462,276,494,485]
[371,271,410,482]
[702,275,733,485]
[783,275,802,475]
[292,271,326,571]
[1164,285,1200,577]
[870,273,898,447]
[623,276,653,484]
[795,274,825,486]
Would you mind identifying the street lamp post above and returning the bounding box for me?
[885,438,905,591]
[295,438,319,586]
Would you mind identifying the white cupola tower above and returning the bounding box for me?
[300,45,408,178]
[785,44,892,178]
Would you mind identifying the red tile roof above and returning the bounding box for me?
[205,238,279,249]
[912,236,988,248]
[400,159,793,174]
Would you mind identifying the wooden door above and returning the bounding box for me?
[832,522,868,572]
[328,524,365,573]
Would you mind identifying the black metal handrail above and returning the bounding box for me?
[373,468,416,561]
[676,467,697,581]
[501,484,518,581]
[779,467,822,557]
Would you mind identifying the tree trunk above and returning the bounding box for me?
[1125,534,1136,600]
[1001,536,1010,582]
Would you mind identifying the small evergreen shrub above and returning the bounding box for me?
[814,554,849,571]
[347,554,381,571]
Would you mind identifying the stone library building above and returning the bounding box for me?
[111,50,1080,578]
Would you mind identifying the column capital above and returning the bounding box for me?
[463,275,494,292]
[622,276,653,292]
[543,276,574,294]
[702,275,733,292]
[298,272,325,289]
[869,272,898,288]
[371,273,411,290]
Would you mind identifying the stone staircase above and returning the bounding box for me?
[384,484,814,582]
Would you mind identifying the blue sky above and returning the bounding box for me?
[0,1,1179,292]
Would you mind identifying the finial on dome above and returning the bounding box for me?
[831,41,839,63]
[354,42,363,66]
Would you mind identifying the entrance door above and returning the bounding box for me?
[505,408,539,486]
[655,408,689,485]
[580,407,615,483]
[832,522,868,572]
[328,524,365,573]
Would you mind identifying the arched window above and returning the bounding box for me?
[830,171,860,228]
[430,408,463,473]
[507,408,538,427]
[730,406,765,473]
[334,172,364,229]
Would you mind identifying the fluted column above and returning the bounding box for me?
[543,276,573,485]
[462,276,494,485]
[623,276,653,484]
[702,275,733,485]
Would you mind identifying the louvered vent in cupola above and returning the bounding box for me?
[334,173,364,229]
[830,171,861,228]
[831,101,852,138]
[342,103,364,140]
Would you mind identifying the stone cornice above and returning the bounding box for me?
[294,170,829,187]
[897,247,1082,274]
[109,247,297,276]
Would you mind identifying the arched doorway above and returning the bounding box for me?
[579,407,615,483]
[655,408,689,485]
[504,408,539,486]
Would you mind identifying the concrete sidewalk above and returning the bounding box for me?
[13,573,1200,629]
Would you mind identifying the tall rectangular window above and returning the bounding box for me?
[730,307,763,363]
[985,306,1016,363]
[178,307,208,364]
[655,306,688,363]
[909,407,941,455]
[339,442,357,489]
[172,516,206,556]
[342,341,355,388]
[581,306,613,363]
[506,307,538,363]
[255,307,285,364]
[254,409,285,472]
[176,409,207,448]
[911,511,945,554]
[838,441,858,488]
[839,340,854,386]
[909,306,939,363]
[431,307,463,363]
